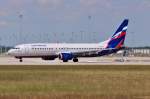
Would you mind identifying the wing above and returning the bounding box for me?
[70,48,121,57]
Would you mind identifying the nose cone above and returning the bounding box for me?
[7,49,14,56]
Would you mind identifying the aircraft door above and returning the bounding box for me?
[23,47,30,56]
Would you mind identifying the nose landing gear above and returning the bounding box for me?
[19,58,23,62]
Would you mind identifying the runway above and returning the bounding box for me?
[0,56,150,65]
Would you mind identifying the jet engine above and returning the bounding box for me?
[59,53,74,62]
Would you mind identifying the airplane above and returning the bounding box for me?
[8,19,129,62]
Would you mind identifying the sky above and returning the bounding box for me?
[0,0,150,46]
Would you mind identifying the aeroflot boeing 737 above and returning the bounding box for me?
[8,19,129,62]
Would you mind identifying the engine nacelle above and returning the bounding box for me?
[59,53,74,62]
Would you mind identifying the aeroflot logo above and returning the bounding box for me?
[112,26,127,39]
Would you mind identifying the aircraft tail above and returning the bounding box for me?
[105,19,129,49]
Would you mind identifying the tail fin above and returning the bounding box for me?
[106,19,129,49]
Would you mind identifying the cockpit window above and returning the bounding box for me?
[13,47,20,49]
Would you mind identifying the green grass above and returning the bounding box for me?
[0,65,149,99]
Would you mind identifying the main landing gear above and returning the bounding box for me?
[19,58,23,62]
[73,58,78,62]
[62,58,78,62]
[63,60,68,62]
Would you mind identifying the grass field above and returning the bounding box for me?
[0,65,149,99]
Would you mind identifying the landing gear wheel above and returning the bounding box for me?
[19,58,23,62]
[63,60,68,62]
[73,58,78,62]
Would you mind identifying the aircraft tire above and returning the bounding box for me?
[73,58,78,62]
[63,60,68,62]
[19,59,23,62]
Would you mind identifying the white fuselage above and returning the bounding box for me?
[8,43,106,57]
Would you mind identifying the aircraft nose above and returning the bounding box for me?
[7,49,14,55]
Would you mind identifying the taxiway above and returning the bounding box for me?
[0,56,150,65]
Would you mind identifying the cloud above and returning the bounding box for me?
[78,0,113,15]
[80,0,112,8]
[0,10,8,16]
[0,21,9,27]
[36,0,64,8]
[141,0,150,8]
[11,0,24,5]
[79,0,150,11]
[8,0,26,8]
